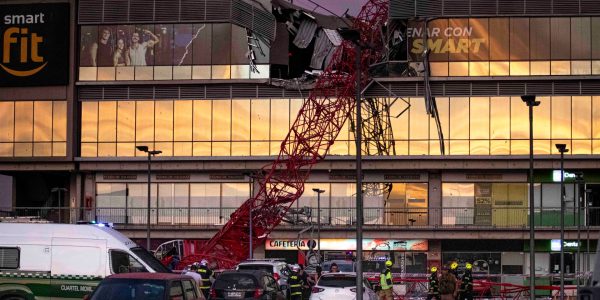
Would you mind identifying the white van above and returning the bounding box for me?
[0,223,171,299]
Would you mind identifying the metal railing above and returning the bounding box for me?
[2,206,599,229]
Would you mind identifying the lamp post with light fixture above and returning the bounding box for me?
[555,143,568,300]
[136,145,162,250]
[522,95,540,299]
[312,188,325,262]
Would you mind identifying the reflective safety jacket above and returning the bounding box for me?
[428,272,439,295]
[380,267,393,290]
[197,266,213,289]
[289,274,303,296]
[459,270,473,293]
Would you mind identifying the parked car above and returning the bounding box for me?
[210,270,285,300]
[86,273,205,300]
[309,272,378,300]
[236,259,291,297]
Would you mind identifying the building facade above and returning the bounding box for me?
[0,0,599,289]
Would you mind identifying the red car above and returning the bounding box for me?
[85,272,205,300]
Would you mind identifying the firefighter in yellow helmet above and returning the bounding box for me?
[449,261,459,279]
[458,263,473,300]
[426,266,440,300]
[379,260,394,300]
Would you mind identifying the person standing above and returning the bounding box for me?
[427,266,440,300]
[197,259,213,299]
[439,266,458,300]
[458,263,473,300]
[113,38,130,67]
[91,27,114,67]
[289,265,303,300]
[184,263,203,287]
[379,260,393,300]
[129,29,159,66]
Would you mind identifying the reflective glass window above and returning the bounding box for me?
[193,100,212,141]
[232,100,250,141]
[14,101,33,142]
[469,18,489,61]
[251,99,270,141]
[572,96,592,139]
[409,98,428,140]
[174,101,193,141]
[449,97,469,139]
[33,101,52,142]
[212,100,231,141]
[212,24,231,65]
[98,101,117,142]
[551,18,571,59]
[490,97,510,139]
[470,97,489,139]
[52,101,67,142]
[0,102,14,142]
[530,18,550,60]
[489,18,509,60]
[510,18,529,60]
[270,99,289,141]
[155,101,174,142]
[552,96,572,139]
[571,18,591,59]
[136,101,154,142]
[192,23,212,65]
[82,102,98,142]
[510,97,528,139]
[117,101,135,142]
[533,97,551,139]
[448,19,469,61]
[154,25,173,66]
[222,183,249,208]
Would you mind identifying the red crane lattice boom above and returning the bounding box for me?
[179,0,389,269]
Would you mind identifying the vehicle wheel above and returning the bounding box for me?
[2,296,26,300]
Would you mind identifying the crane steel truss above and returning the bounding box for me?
[179,0,389,269]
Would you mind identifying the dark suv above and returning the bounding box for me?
[87,273,205,300]
[209,270,285,300]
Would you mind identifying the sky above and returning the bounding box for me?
[292,0,367,17]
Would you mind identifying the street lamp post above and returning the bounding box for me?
[312,188,325,262]
[136,145,162,250]
[522,95,540,300]
[556,143,568,300]
[337,27,364,300]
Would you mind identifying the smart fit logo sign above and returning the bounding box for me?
[2,13,47,76]
[0,3,69,87]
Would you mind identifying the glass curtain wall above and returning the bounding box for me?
[96,182,427,226]
[79,23,269,81]
[81,96,600,157]
[0,101,67,157]
[408,17,600,76]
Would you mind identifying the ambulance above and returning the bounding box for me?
[0,223,171,299]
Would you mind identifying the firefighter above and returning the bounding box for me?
[427,266,440,300]
[289,265,303,300]
[458,263,473,300]
[449,262,459,279]
[379,260,393,300]
[197,259,213,299]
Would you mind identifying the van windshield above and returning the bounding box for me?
[131,247,171,273]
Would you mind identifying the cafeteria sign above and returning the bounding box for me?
[266,239,428,251]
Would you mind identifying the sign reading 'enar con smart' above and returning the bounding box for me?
[0,3,69,86]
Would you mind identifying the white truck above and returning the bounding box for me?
[0,223,171,299]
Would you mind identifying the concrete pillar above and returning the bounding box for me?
[0,174,14,209]
[429,172,442,226]
[427,239,442,268]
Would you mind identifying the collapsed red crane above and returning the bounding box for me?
[179,0,389,269]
